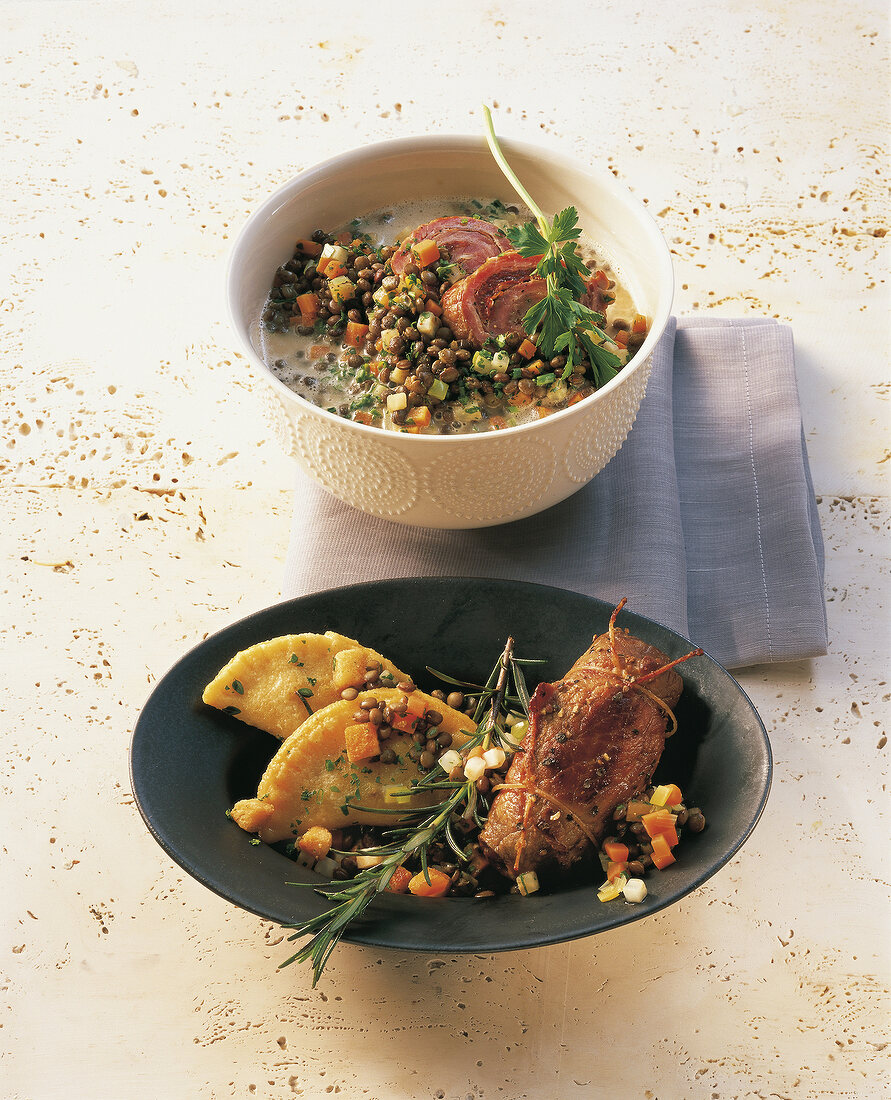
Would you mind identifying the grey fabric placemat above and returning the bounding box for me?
[282,317,827,669]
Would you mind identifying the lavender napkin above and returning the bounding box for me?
[282,317,827,669]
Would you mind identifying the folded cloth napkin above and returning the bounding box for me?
[282,317,827,669]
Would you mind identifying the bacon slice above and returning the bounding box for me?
[440,251,546,345]
[390,216,510,277]
[479,631,683,880]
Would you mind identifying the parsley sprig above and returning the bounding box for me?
[482,106,623,387]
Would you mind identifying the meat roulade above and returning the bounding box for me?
[390,216,510,278]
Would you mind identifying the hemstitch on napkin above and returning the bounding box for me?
[282,316,828,670]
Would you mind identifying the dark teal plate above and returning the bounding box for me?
[130,579,771,952]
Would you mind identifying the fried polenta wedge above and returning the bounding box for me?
[230,688,475,843]
[202,632,410,741]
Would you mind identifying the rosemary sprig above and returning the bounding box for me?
[279,637,523,985]
[482,105,623,388]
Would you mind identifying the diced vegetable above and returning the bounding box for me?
[408,867,451,897]
[384,865,413,894]
[313,856,338,878]
[295,238,323,258]
[411,238,441,267]
[471,351,493,375]
[491,350,510,372]
[623,878,648,903]
[389,366,409,385]
[438,748,463,772]
[344,723,380,763]
[632,313,648,333]
[297,826,333,860]
[295,292,320,324]
[427,378,449,401]
[344,321,369,348]
[389,709,422,734]
[625,799,656,822]
[380,328,403,353]
[650,833,676,869]
[405,407,432,429]
[327,276,356,305]
[372,286,391,308]
[597,873,627,902]
[517,338,537,359]
[641,809,679,848]
[386,392,408,412]
[317,242,348,278]
[651,783,683,808]
[425,298,443,316]
[482,747,506,769]
[516,871,539,896]
[416,311,438,338]
[464,756,486,782]
[606,860,628,883]
[603,840,629,863]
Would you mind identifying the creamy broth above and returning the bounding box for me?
[258,197,645,434]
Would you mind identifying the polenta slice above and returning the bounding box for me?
[230,688,475,843]
[202,632,411,741]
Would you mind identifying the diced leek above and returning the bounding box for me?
[491,350,510,372]
[597,874,627,902]
[387,392,407,412]
[622,878,648,903]
[416,311,438,338]
[535,371,556,386]
[372,383,389,399]
[508,718,529,741]
[380,327,402,353]
[471,351,493,375]
[319,242,347,265]
[463,756,486,782]
[313,856,338,878]
[516,871,540,896]
[438,749,463,772]
[390,367,409,385]
[482,747,506,769]
[427,378,449,401]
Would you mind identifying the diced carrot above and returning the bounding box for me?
[592,268,610,289]
[344,722,380,763]
[411,238,441,267]
[317,256,348,279]
[536,406,554,418]
[297,826,333,860]
[509,392,533,406]
[408,867,452,897]
[389,710,423,735]
[295,292,320,324]
[517,338,537,359]
[309,344,330,360]
[405,406,431,429]
[651,783,684,808]
[614,329,629,346]
[399,425,421,434]
[487,416,507,431]
[567,393,586,406]
[295,238,323,258]
[632,313,648,334]
[344,321,369,348]
[385,865,413,894]
[525,359,544,376]
[606,860,628,883]
[650,833,676,870]
[604,840,629,863]
[425,298,443,316]
[642,809,679,848]
[351,410,373,426]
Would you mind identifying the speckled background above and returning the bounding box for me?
[2,2,888,1098]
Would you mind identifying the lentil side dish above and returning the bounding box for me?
[259,198,649,434]
[206,610,704,911]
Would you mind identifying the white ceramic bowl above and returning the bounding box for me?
[227,135,673,529]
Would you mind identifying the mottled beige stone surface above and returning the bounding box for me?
[2,2,888,1098]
